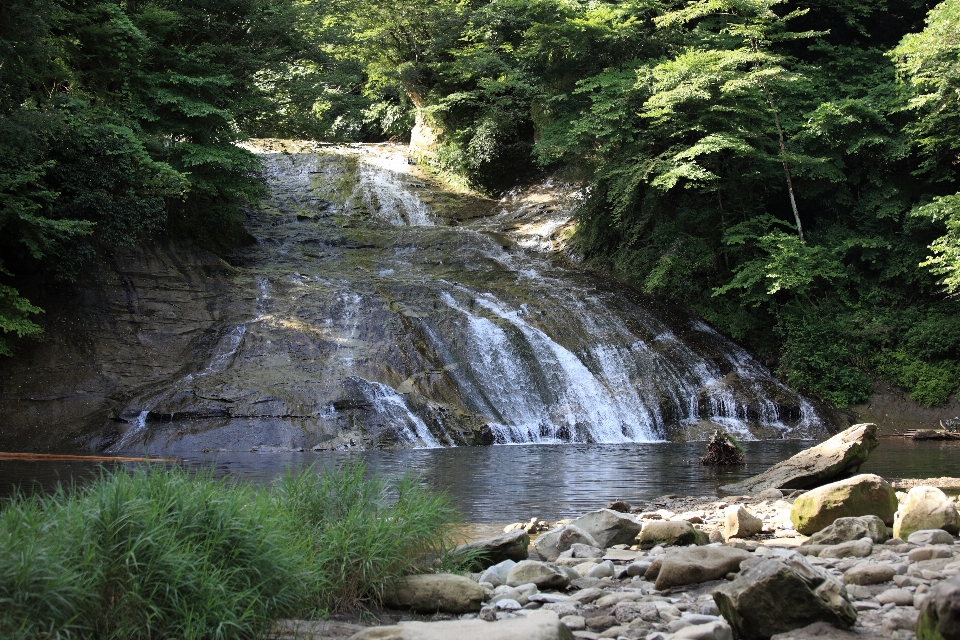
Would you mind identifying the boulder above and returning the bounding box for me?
[712,555,857,640]
[842,563,896,586]
[384,574,485,613]
[894,486,960,540]
[506,560,569,589]
[568,509,642,548]
[917,573,960,640]
[557,525,600,552]
[534,526,567,562]
[721,423,880,494]
[455,530,531,570]
[790,474,898,535]
[346,611,574,640]
[637,520,703,549]
[724,505,763,540]
[479,559,516,587]
[909,529,957,546]
[803,515,889,546]
[654,546,752,590]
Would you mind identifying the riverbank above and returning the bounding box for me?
[277,477,958,640]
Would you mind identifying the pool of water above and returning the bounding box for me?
[2,439,958,523]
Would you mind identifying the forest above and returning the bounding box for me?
[2,0,960,411]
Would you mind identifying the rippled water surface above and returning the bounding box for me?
[3,440,958,523]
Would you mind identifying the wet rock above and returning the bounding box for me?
[506,561,570,589]
[637,520,703,549]
[803,515,889,546]
[790,474,897,535]
[909,529,958,546]
[724,505,763,540]
[712,554,857,639]
[456,530,531,570]
[842,563,895,585]
[720,423,879,494]
[384,574,485,613]
[894,486,960,540]
[346,611,575,640]
[917,573,960,640]
[569,509,643,548]
[653,546,751,590]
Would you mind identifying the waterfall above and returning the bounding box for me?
[105,141,826,453]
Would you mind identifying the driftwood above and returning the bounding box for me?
[0,452,180,463]
[699,430,745,466]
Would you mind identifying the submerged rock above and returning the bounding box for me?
[721,423,879,494]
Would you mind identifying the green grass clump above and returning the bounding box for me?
[0,462,466,640]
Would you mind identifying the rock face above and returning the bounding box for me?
[346,612,574,640]
[917,573,960,640]
[893,486,960,540]
[803,515,889,546]
[654,546,752,590]
[790,474,897,535]
[455,530,530,570]
[713,555,857,640]
[637,520,702,549]
[383,574,485,613]
[724,506,763,540]
[721,423,880,494]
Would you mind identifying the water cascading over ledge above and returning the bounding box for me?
[101,140,827,453]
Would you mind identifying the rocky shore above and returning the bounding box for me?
[274,425,960,640]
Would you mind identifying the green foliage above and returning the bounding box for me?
[0,463,467,639]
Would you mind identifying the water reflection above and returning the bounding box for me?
[2,440,958,523]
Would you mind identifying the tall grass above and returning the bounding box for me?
[0,462,466,640]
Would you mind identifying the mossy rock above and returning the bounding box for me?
[790,474,898,536]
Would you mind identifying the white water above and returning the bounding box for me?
[355,380,443,448]
[350,150,434,227]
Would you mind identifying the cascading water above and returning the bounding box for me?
[106,140,828,453]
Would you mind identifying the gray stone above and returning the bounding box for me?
[909,545,955,562]
[875,588,914,606]
[507,561,570,589]
[654,545,751,590]
[542,601,580,618]
[561,615,586,631]
[790,474,898,535]
[529,593,571,604]
[818,538,873,559]
[908,528,957,546]
[713,555,857,640]
[670,620,734,640]
[614,601,659,624]
[768,621,886,640]
[803,515,889,546]
[558,525,601,554]
[479,559,517,588]
[535,526,571,562]
[881,608,919,635]
[842,563,895,585]
[637,520,702,549]
[347,611,575,640]
[569,509,643,548]
[724,505,763,540]
[456,530,531,570]
[893,485,960,540]
[626,561,652,577]
[384,574,485,613]
[568,588,606,604]
[586,560,615,579]
[720,423,880,493]
[570,543,605,558]
[758,489,785,500]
